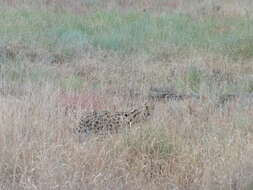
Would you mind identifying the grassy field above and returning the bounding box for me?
[1,0,253,189]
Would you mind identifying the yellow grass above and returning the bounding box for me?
[1,52,253,189]
[1,1,253,190]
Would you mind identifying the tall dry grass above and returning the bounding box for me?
[1,0,253,189]
[1,52,253,189]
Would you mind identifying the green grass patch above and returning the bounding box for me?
[0,62,58,86]
[172,66,253,95]
[185,66,203,93]
[60,75,84,91]
[123,127,174,159]
[1,8,253,59]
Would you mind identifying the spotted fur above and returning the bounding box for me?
[74,102,155,135]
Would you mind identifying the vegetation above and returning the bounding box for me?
[1,0,253,189]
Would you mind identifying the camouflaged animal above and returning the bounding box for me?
[74,102,155,135]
